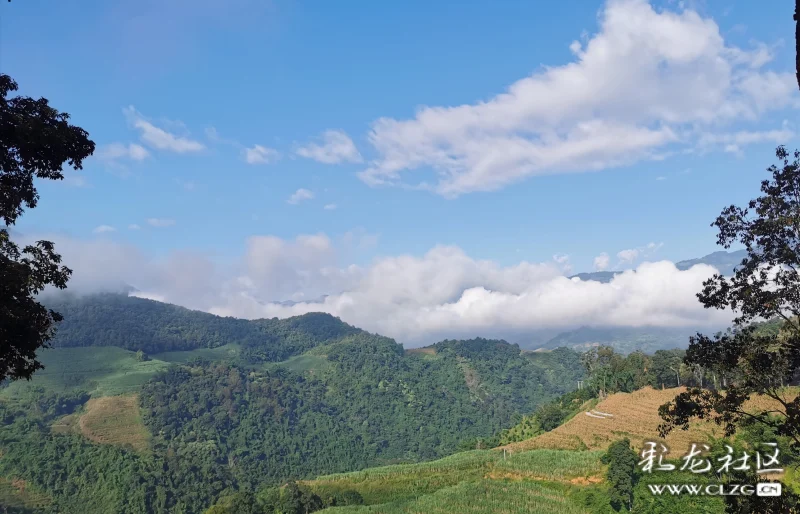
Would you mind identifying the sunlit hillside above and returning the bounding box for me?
[502,386,797,455]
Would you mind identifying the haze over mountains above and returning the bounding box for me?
[567,249,746,283]
[535,249,748,353]
[42,249,745,354]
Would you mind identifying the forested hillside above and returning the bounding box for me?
[44,293,363,361]
[0,293,586,513]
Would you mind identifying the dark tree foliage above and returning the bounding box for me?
[44,293,361,359]
[601,438,638,511]
[658,147,800,513]
[659,148,800,442]
[0,73,94,381]
[0,319,585,512]
[796,0,800,92]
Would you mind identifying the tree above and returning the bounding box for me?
[649,349,684,389]
[0,73,94,381]
[658,147,800,511]
[601,438,637,511]
[659,147,800,446]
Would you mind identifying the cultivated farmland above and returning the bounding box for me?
[74,395,150,452]
[502,386,798,456]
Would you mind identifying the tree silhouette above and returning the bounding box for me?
[658,147,800,512]
[0,73,94,381]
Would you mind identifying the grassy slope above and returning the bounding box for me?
[502,386,798,455]
[304,385,800,513]
[324,480,592,514]
[51,394,151,453]
[152,343,242,364]
[269,353,332,375]
[0,347,170,398]
[305,449,604,513]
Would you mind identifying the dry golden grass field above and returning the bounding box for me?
[501,386,797,456]
[52,394,150,453]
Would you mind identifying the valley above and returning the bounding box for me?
[0,293,794,513]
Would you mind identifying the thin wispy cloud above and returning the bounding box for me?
[296,130,362,164]
[124,106,204,153]
[243,144,280,165]
[97,142,150,162]
[287,188,314,205]
[92,225,116,234]
[63,175,89,188]
[146,218,176,227]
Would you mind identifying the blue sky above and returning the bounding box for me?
[2,0,797,343]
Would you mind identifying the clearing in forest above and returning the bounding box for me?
[75,395,150,452]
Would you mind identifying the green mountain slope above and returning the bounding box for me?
[0,293,586,513]
[44,292,362,361]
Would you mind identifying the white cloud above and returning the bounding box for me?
[324,203,337,210]
[243,144,280,165]
[288,188,314,205]
[123,106,204,153]
[296,130,362,164]
[128,224,141,230]
[359,0,797,197]
[92,225,116,234]
[656,176,667,181]
[146,218,176,227]
[552,253,572,274]
[97,142,150,162]
[616,242,663,267]
[593,252,610,271]
[617,248,640,263]
[28,232,736,345]
[699,125,794,156]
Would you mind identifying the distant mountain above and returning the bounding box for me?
[674,249,747,276]
[539,325,695,354]
[567,271,620,283]
[568,249,747,283]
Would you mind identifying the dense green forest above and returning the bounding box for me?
[45,293,363,361]
[0,293,586,513]
[0,294,790,513]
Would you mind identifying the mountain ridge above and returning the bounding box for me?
[567,248,747,284]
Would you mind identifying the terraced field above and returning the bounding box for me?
[52,395,150,453]
[306,448,604,511]
[502,387,713,455]
[151,343,241,364]
[321,480,591,514]
[502,386,798,455]
[0,347,170,398]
